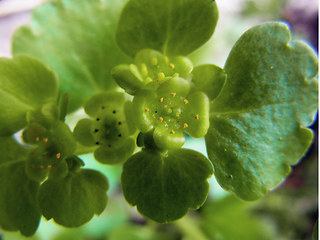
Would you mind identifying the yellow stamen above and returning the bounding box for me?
[141,64,148,76]
[195,114,199,120]
[43,138,48,143]
[183,123,188,128]
[158,117,164,123]
[183,99,188,104]
[169,63,175,69]
[145,108,150,112]
[56,153,61,159]
[159,97,164,103]
[158,72,165,80]
[170,130,175,134]
[47,165,52,169]
[35,137,39,141]
[170,92,176,97]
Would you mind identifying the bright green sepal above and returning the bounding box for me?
[191,64,226,101]
[84,92,125,117]
[121,148,213,223]
[94,138,135,164]
[206,22,318,200]
[49,122,77,158]
[38,169,109,227]
[153,125,185,149]
[48,160,69,180]
[111,64,144,95]
[182,91,210,138]
[0,55,58,136]
[73,118,96,146]
[116,0,219,57]
[0,137,41,236]
[12,0,130,112]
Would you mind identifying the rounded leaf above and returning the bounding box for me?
[121,149,213,223]
[38,169,109,227]
[116,0,219,56]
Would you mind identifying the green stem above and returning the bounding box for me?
[174,215,210,240]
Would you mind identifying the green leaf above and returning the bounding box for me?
[38,169,109,227]
[0,137,41,236]
[121,149,213,223]
[191,64,226,101]
[0,55,58,136]
[206,22,318,200]
[313,220,318,240]
[116,0,219,57]
[201,195,278,240]
[12,0,130,112]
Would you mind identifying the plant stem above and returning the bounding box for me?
[174,215,210,240]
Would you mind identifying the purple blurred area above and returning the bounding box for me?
[282,1,318,51]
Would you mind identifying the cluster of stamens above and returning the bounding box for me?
[139,55,180,85]
[93,105,123,148]
[29,135,62,170]
[144,92,200,135]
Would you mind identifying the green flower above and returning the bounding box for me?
[22,105,76,182]
[73,92,136,164]
[133,77,209,149]
[111,49,193,95]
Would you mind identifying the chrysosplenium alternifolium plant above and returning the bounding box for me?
[0,0,317,236]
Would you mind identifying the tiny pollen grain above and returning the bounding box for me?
[195,114,199,120]
[170,130,175,134]
[159,97,164,103]
[183,123,188,128]
[145,108,150,112]
[171,92,176,97]
[158,117,164,123]
[169,63,175,69]
[183,99,188,104]
[56,153,61,159]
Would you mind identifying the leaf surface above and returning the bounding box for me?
[0,137,41,236]
[116,0,219,57]
[0,55,58,136]
[121,149,213,223]
[206,22,318,200]
[38,169,109,227]
[12,0,130,112]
